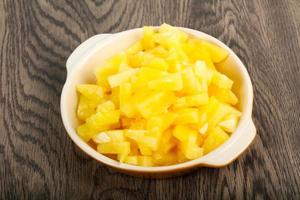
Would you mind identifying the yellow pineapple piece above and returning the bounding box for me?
[131,67,168,90]
[129,142,139,155]
[124,129,147,141]
[146,112,176,133]
[178,144,202,160]
[93,130,124,143]
[218,113,240,133]
[126,41,143,55]
[77,94,98,121]
[137,135,159,151]
[77,123,109,142]
[86,110,120,127]
[141,26,155,50]
[147,46,169,58]
[78,110,120,141]
[153,152,178,166]
[183,134,204,159]
[156,129,176,154]
[211,71,233,89]
[165,49,183,73]
[128,118,147,130]
[77,84,104,103]
[208,84,238,105]
[108,68,138,88]
[204,98,241,130]
[193,61,214,84]
[137,156,154,166]
[155,24,188,49]
[97,141,130,162]
[135,91,176,118]
[202,127,229,154]
[110,87,120,108]
[173,125,202,159]
[94,54,126,90]
[185,39,215,68]
[119,83,136,118]
[200,40,229,63]
[148,73,183,91]
[123,156,138,165]
[180,67,204,95]
[138,144,152,156]
[174,108,200,125]
[143,57,169,71]
[174,93,209,108]
[96,100,115,113]
[173,125,190,142]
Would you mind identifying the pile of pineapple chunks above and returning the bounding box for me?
[76,24,241,166]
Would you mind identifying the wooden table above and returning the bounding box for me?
[1,0,300,199]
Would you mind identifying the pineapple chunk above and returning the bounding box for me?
[77,94,98,121]
[211,71,233,89]
[202,127,229,154]
[209,84,238,105]
[148,73,183,91]
[78,110,120,141]
[94,54,126,90]
[156,129,176,154]
[96,100,115,113]
[143,57,169,71]
[137,135,159,151]
[129,118,147,129]
[110,87,120,108]
[173,125,191,142]
[137,156,154,166]
[92,132,111,143]
[86,110,120,128]
[200,40,229,63]
[97,141,130,162]
[77,123,109,142]
[174,108,200,125]
[147,46,169,58]
[119,83,136,118]
[174,93,209,108]
[124,129,147,141]
[77,84,104,103]
[141,26,155,49]
[108,68,138,88]
[146,113,176,132]
[93,130,124,143]
[193,61,214,84]
[124,156,138,165]
[218,113,240,133]
[126,41,143,55]
[132,67,168,90]
[153,152,177,166]
[138,144,152,156]
[135,91,176,118]
[174,125,202,159]
[180,67,204,95]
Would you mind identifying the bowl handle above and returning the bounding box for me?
[66,34,112,75]
[200,119,256,167]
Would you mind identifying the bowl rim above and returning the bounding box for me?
[61,27,254,173]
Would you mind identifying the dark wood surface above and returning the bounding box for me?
[1,0,300,199]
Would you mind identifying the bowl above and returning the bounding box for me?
[60,27,256,177]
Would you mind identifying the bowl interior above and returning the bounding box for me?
[61,28,252,172]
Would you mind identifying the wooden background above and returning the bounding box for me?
[1,0,300,199]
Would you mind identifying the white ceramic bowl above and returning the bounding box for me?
[61,27,256,176]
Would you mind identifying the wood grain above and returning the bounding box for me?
[1,0,300,199]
